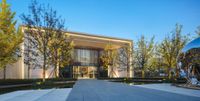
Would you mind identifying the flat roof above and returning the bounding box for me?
[66,31,133,42]
[21,25,133,43]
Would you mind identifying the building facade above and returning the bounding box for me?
[0,27,133,79]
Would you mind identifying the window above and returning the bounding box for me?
[73,49,99,66]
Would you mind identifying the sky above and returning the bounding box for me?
[6,0,200,43]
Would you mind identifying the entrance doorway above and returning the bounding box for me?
[73,66,97,79]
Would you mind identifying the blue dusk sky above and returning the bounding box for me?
[6,0,200,43]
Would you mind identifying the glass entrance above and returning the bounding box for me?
[73,66,97,79]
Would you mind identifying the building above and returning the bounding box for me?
[0,27,133,79]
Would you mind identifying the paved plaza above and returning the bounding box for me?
[0,88,71,101]
[134,83,200,97]
[66,80,200,101]
[0,80,200,101]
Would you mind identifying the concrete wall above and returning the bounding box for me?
[108,66,127,78]
[0,57,24,79]
[27,67,55,79]
[0,58,55,79]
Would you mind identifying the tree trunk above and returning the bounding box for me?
[27,33,30,79]
[127,65,130,78]
[54,51,58,78]
[167,67,171,79]
[108,65,114,78]
[176,67,179,78]
[28,65,30,79]
[54,64,57,78]
[142,70,145,78]
[43,65,46,82]
[57,61,59,78]
[54,62,59,78]
[109,66,118,78]
[127,57,130,78]
[3,66,6,80]
[43,50,46,82]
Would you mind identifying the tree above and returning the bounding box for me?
[147,45,161,77]
[0,0,23,79]
[21,0,72,81]
[135,35,154,78]
[100,43,118,77]
[118,44,133,78]
[48,28,74,78]
[195,26,200,37]
[158,24,189,78]
[23,32,40,79]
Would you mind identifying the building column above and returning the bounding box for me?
[129,42,134,78]
[21,28,25,79]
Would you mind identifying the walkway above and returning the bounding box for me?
[0,88,71,101]
[66,80,200,101]
[134,83,200,97]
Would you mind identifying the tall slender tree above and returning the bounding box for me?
[23,32,39,79]
[158,24,189,78]
[100,43,118,77]
[21,0,72,81]
[0,0,23,79]
[147,45,161,77]
[48,28,74,78]
[118,44,133,78]
[135,35,154,78]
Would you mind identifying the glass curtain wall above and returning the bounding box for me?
[73,49,99,78]
[73,49,98,66]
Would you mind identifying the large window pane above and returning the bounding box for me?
[74,49,98,66]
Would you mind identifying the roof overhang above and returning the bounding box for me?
[21,26,133,49]
[67,31,133,49]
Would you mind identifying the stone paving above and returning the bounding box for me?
[1,80,200,101]
[66,80,200,101]
[0,88,71,101]
[134,83,200,97]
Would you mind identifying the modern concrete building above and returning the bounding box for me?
[0,27,133,79]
